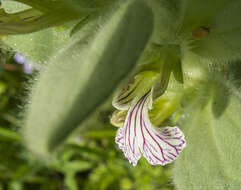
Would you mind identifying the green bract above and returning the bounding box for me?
[23,0,154,156]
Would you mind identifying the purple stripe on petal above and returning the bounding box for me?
[115,90,186,166]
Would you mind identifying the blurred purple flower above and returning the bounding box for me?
[23,61,34,74]
[14,53,26,65]
[13,52,43,74]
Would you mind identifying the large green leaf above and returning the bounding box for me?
[0,1,82,35]
[23,0,154,157]
[173,75,241,189]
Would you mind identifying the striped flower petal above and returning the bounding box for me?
[115,90,186,166]
[112,71,159,110]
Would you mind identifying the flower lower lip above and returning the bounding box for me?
[115,90,186,166]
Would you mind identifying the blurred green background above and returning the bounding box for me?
[0,43,173,190]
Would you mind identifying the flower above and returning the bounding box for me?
[14,53,26,65]
[112,72,186,166]
[14,52,43,74]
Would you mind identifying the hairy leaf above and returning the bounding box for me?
[4,26,73,64]
[180,0,229,32]
[173,77,241,190]
[23,0,154,156]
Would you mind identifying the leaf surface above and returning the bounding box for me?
[23,0,154,156]
[174,76,241,190]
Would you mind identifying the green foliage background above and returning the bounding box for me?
[0,46,173,189]
[0,0,241,190]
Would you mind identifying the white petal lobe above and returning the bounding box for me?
[115,91,186,166]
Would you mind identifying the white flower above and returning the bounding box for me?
[113,90,186,166]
